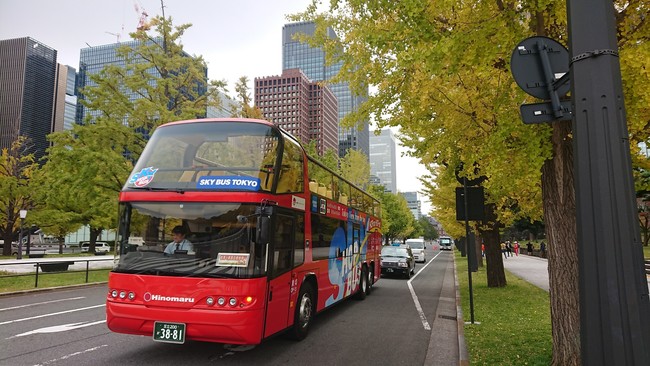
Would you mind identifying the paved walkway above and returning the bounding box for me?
[502,254,550,291]
[0,255,113,273]
[502,253,650,293]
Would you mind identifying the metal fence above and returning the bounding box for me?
[0,257,113,288]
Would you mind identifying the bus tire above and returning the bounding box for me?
[366,266,373,296]
[288,283,314,341]
[355,266,368,300]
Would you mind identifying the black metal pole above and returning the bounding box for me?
[17,218,23,260]
[464,177,475,323]
[567,0,650,364]
[26,226,30,256]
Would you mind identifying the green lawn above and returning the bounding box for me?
[643,245,650,259]
[456,252,552,365]
[0,269,109,293]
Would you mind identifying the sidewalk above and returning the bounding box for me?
[0,255,113,274]
[424,255,469,366]
[502,254,550,291]
[502,253,650,293]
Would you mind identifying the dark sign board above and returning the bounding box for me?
[455,186,485,221]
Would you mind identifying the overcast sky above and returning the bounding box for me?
[0,0,431,213]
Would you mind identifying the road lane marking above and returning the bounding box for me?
[0,297,85,312]
[0,304,105,325]
[32,344,108,366]
[7,320,106,339]
[408,251,443,331]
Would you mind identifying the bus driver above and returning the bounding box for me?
[164,225,194,255]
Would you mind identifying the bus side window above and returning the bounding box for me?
[276,138,304,193]
[271,215,294,278]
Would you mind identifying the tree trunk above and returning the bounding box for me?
[541,120,580,365]
[480,203,506,287]
[58,236,65,254]
[473,228,483,267]
[89,227,102,253]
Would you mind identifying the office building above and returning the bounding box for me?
[369,129,398,193]
[52,64,77,132]
[207,89,238,118]
[401,191,422,220]
[0,37,57,161]
[76,39,206,125]
[282,22,369,158]
[76,40,156,124]
[255,68,338,155]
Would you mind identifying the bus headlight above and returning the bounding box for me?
[229,298,237,307]
[206,297,215,306]
[217,297,226,306]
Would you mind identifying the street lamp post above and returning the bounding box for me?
[17,209,27,260]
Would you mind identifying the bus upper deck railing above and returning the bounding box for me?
[0,257,114,289]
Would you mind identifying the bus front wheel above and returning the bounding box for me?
[355,266,368,300]
[366,266,374,296]
[288,283,314,341]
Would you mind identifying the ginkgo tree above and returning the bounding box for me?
[38,13,226,253]
[0,137,38,256]
[290,1,649,364]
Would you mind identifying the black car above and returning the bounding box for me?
[380,245,415,279]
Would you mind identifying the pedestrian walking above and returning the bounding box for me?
[506,241,512,257]
[540,241,547,258]
[514,241,520,256]
[501,242,507,259]
[526,241,533,255]
[481,243,485,257]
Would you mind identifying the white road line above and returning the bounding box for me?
[32,344,109,366]
[408,251,443,331]
[0,297,86,312]
[0,304,105,325]
[8,320,106,339]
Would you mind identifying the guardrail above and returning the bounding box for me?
[0,257,113,288]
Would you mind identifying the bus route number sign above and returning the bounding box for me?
[153,321,186,344]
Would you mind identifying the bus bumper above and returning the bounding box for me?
[106,301,265,345]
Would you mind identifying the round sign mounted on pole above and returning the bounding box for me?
[510,36,570,100]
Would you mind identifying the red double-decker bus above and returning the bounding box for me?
[106,118,382,345]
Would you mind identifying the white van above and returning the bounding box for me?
[80,241,112,255]
[405,238,426,263]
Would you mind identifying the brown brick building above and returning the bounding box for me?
[254,68,338,156]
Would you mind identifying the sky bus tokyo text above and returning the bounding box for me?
[106,118,382,345]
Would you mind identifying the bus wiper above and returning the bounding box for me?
[127,186,167,191]
[127,186,185,194]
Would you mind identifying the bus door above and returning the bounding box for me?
[264,211,296,338]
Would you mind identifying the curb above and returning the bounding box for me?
[453,255,470,365]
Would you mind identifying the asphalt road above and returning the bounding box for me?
[0,247,452,366]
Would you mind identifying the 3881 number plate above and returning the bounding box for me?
[153,321,186,344]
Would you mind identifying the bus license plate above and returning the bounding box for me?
[153,321,186,344]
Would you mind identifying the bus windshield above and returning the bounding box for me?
[124,121,280,191]
[114,202,266,278]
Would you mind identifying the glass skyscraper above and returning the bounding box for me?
[53,64,77,132]
[0,37,57,161]
[282,22,369,158]
[76,39,205,126]
[369,129,398,193]
[76,40,161,124]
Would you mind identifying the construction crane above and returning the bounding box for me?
[106,31,121,43]
[134,2,150,31]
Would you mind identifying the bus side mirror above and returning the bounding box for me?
[255,205,274,245]
[257,215,270,245]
